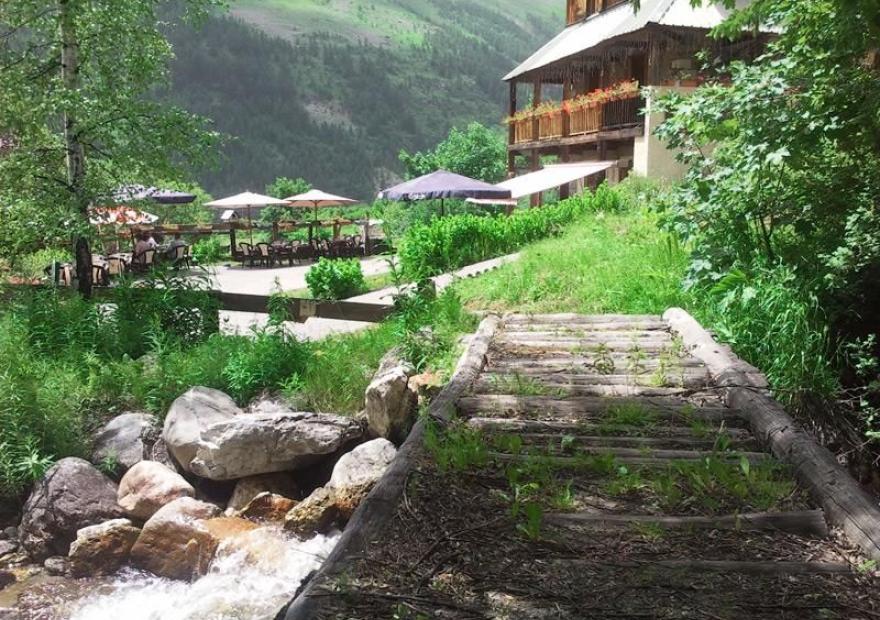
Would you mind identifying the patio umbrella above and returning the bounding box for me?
[205,191,288,244]
[113,185,197,205]
[284,189,359,242]
[90,206,159,226]
[377,169,512,216]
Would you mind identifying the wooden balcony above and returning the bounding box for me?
[509,95,645,152]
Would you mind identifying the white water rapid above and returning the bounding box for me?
[66,526,338,620]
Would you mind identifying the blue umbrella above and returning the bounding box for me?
[113,185,197,205]
[378,170,511,216]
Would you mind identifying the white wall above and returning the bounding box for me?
[633,86,694,181]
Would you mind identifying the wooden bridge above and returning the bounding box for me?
[286,311,880,619]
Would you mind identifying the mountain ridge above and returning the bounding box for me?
[168,1,563,199]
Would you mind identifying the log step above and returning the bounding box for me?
[472,381,691,398]
[497,432,759,452]
[555,559,852,575]
[458,395,747,424]
[488,355,707,370]
[466,417,755,439]
[480,371,710,389]
[504,313,663,324]
[545,509,829,538]
[489,448,769,467]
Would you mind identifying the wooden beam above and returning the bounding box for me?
[284,316,502,620]
[665,308,880,563]
[544,509,829,538]
[507,125,645,153]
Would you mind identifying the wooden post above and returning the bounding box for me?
[272,221,279,242]
[530,149,541,208]
[531,79,542,145]
[230,226,237,257]
[560,146,571,200]
[363,215,371,256]
[508,81,518,177]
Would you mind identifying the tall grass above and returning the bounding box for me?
[454,210,691,315]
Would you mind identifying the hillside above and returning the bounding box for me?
[166,1,562,200]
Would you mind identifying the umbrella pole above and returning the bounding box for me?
[248,205,254,245]
[441,198,445,218]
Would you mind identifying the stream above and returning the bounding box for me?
[10,526,338,620]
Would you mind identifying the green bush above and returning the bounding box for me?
[306,258,367,300]
[398,187,619,281]
[191,236,229,265]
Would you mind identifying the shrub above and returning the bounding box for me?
[191,236,228,265]
[397,187,615,281]
[306,258,367,300]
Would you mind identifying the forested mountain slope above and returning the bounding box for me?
[167,1,561,199]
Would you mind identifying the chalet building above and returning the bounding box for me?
[504,0,768,192]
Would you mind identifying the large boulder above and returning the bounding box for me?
[365,367,415,441]
[20,458,125,561]
[91,412,158,473]
[187,412,362,481]
[68,519,140,578]
[163,387,241,469]
[117,461,195,520]
[226,473,300,514]
[327,439,397,490]
[129,497,221,580]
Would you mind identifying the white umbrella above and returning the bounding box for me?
[205,191,288,244]
[284,189,359,223]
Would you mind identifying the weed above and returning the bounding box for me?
[630,521,666,542]
[550,480,577,510]
[593,343,616,375]
[424,418,489,473]
[489,372,552,396]
[516,502,544,540]
[598,404,658,435]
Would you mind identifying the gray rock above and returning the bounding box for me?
[0,570,15,589]
[226,473,300,514]
[20,458,125,561]
[117,461,195,520]
[91,412,158,472]
[0,541,17,557]
[43,556,68,576]
[2,528,16,542]
[189,412,363,481]
[375,347,415,379]
[248,395,297,416]
[68,519,140,577]
[364,367,416,441]
[149,437,178,471]
[163,387,241,470]
[327,439,397,491]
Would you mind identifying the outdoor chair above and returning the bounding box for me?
[106,256,126,277]
[273,243,294,267]
[255,242,274,267]
[236,243,255,267]
[92,264,109,287]
[170,244,192,270]
[131,249,156,273]
[294,242,315,264]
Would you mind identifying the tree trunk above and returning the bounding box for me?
[60,0,92,298]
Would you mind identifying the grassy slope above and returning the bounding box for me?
[231,0,561,46]
[454,210,692,315]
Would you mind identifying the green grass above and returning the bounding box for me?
[286,271,395,299]
[453,210,691,315]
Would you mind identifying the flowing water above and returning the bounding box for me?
[13,526,338,620]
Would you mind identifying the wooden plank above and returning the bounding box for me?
[506,432,759,451]
[506,124,645,152]
[489,449,770,466]
[480,370,709,388]
[466,417,755,439]
[458,395,743,422]
[505,313,662,323]
[284,315,502,619]
[503,321,669,332]
[488,356,706,371]
[215,292,393,324]
[556,559,851,575]
[665,308,880,563]
[472,381,689,398]
[545,509,829,537]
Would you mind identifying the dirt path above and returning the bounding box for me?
[288,313,880,619]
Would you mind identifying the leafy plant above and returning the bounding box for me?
[306,258,367,301]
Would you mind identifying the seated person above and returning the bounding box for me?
[133,233,152,261]
[166,234,187,259]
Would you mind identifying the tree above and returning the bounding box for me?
[0,0,221,296]
[399,122,507,183]
[261,176,312,223]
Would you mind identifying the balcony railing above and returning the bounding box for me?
[509,94,644,146]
